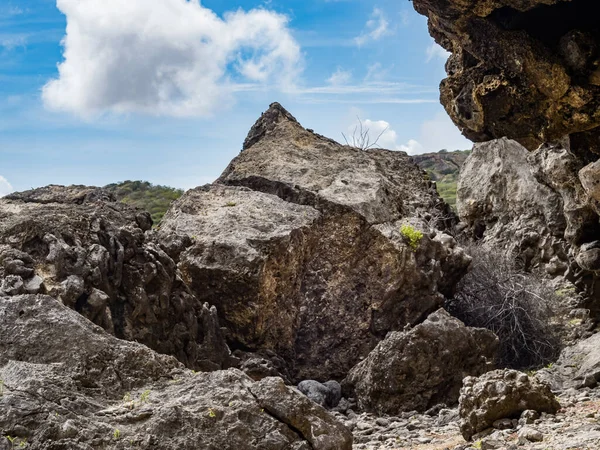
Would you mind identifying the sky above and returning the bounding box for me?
[0,0,472,195]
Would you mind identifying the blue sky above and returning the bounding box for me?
[0,0,471,195]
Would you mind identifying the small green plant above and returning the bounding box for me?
[208,408,217,418]
[5,436,25,449]
[223,201,237,207]
[122,392,132,402]
[139,390,150,403]
[473,440,482,449]
[113,429,121,440]
[400,224,423,251]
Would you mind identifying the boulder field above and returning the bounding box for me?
[0,104,501,448]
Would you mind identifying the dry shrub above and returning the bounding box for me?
[446,244,561,370]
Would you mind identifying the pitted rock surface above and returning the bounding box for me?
[159,103,472,381]
[459,369,560,440]
[0,294,352,450]
[0,187,231,371]
[411,0,600,155]
[343,309,498,415]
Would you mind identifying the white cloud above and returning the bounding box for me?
[0,176,13,197]
[355,8,391,46]
[42,0,302,117]
[327,68,352,85]
[426,40,451,62]
[0,34,27,50]
[344,118,402,151]
[399,111,472,154]
[345,111,471,155]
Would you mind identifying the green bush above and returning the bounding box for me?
[104,181,184,225]
[400,224,423,251]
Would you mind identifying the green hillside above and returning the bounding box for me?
[104,181,184,224]
[413,149,470,209]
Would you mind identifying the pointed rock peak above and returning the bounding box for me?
[243,102,301,151]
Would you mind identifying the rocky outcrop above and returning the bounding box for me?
[0,294,352,449]
[159,103,472,381]
[457,138,600,310]
[537,331,600,391]
[459,369,561,441]
[457,138,570,275]
[412,0,600,155]
[298,380,342,408]
[342,309,498,415]
[0,185,232,371]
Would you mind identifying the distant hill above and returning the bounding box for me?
[104,181,183,224]
[413,149,471,209]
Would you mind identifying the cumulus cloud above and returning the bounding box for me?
[0,176,13,197]
[426,40,451,62]
[345,118,401,150]
[327,68,352,85]
[355,8,390,46]
[400,111,472,154]
[42,0,302,117]
[346,111,471,155]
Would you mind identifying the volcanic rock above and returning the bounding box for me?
[459,369,560,441]
[343,309,498,415]
[159,103,472,381]
[0,185,232,371]
[411,0,600,155]
[0,294,352,450]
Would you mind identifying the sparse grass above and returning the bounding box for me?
[139,390,150,404]
[223,201,237,207]
[113,429,121,440]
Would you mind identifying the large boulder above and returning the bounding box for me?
[459,369,561,441]
[159,103,472,381]
[457,138,569,275]
[411,0,600,157]
[342,309,498,415]
[0,294,352,450]
[457,138,600,308]
[0,185,231,371]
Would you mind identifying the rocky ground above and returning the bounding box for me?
[343,387,600,450]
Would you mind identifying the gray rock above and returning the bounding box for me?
[160,103,471,381]
[457,138,570,276]
[343,309,498,415]
[579,159,600,203]
[459,369,560,440]
[537,331,600,390]
[298,380,342,408]
[518,426,544,443]
[0,294,352,449]
[0,186,232,371]
[250,377,353,450]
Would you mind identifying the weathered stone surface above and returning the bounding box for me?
[159,103,472,381]
[411,0,600,155]
[459,369,560,441]
[343,309,498,415]
[0,294,352,449]
[457,138,600,309]
[537,331,600,391]
[0,186,232,371]
[297,380,342,408]
[250,377,353,450]
[457,138,569,274]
